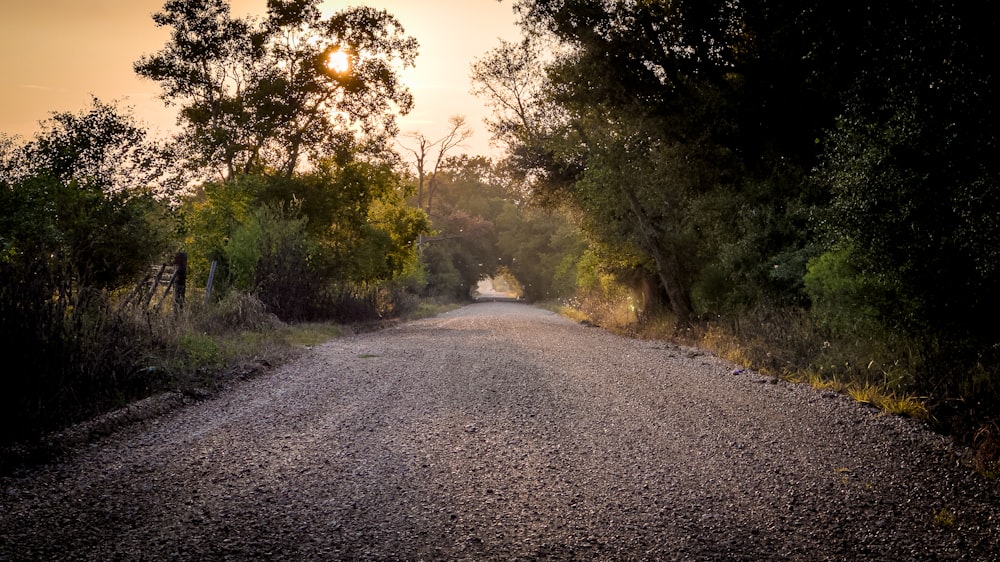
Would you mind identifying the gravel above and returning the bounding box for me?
[2,302,998,560]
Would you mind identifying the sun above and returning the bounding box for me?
[326,49,351,74]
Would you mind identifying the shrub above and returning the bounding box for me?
[191,290,281,334]
[0,289,162,446]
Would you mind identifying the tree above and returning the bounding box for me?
[1,104,175,442]
[1,100,172,296]
[470,37,575,205]
[6,97,171,196]
[135,0,418,179]
[398,115,473,215]
[472,7,740,324]
[814,2,1000,399]
[475,1,842,323]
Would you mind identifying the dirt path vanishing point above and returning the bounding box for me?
[2,302,999,560]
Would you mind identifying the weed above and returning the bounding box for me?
[192,291,281,333]
[278,323,342,347]
[178,332,222,369]
[701,326,752,368]
[408,300,462,320]
[557,304,590,324]
[847,383,882,406]
[834,467,852,484]
[844,383,929,420]
[933,508,956,529]
[805,372,846,393]
[876,391,930,420]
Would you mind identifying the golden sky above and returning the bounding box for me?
[0,0,521,157]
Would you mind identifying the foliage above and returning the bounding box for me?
[472,0,1000,439]
[809,2,999,420]
[179,176,257,290]
[803,245,888,339]
[9,97,174,195]
[191,290,280,333]
[409,156,585,302]
[1,101,173,296]
[0,2,436,456]
[0,102,177,448]
[474,2,829,324]
[411,157,501,298]
[180,164,428,320]
[137,0,430,322]
[236,204,326,322]
[135,0,418,179]
[495,204,585,301]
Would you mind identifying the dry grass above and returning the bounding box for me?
[792,371,847,394]
[700,325,753,370]
[557,305,591,323]
[933,508,956,529]
[690,313,931,421]
[552,295,933,422]
[847,383,930,420]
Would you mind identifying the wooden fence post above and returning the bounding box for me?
[204,260,218,305]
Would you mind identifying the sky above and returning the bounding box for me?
[0,0,523,157]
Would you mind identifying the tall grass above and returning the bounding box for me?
[0,295,276,473]
[0,277,431,469]
[561,294,932,420]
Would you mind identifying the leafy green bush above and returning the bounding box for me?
[0,101,175,447]
[803,245,886,338]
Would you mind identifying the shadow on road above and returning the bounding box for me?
[472,296,523,303]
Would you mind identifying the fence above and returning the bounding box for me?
[120,253,187,313]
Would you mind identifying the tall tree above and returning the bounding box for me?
[399,115,473,215]
[474,3,744,324]
[475,1,847,323]
[135,0,418,180]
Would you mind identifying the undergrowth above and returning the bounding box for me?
[1,287,438,469]
[556,296,999,478]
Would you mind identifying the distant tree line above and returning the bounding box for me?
[412,155,585,302]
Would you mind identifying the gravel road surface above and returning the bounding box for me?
[2,302,999,560]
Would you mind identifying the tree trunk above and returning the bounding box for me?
[622,188,694,326]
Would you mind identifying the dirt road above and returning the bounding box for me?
[2,303,998,560]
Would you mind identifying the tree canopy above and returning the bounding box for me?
[474,0,1000,417]
[135,0,418,179]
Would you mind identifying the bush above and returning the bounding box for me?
[191,291,282,334]
[0,288,162,446]
[328,283,417,324]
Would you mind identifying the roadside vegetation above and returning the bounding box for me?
[2,0,998,478]
[469,1,1000,474]
[1,1,427,457]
